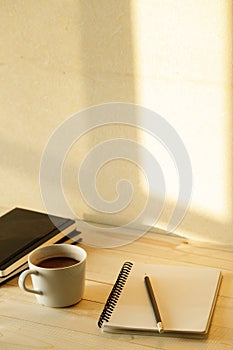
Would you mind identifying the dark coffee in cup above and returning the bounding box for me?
[38,257,79,269]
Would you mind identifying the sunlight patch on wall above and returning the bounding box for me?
[130,0,232,239]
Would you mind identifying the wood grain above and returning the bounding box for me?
[1,231,233,349]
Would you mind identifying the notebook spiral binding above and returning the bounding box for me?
[98,261,133,328]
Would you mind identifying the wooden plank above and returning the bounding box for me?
[0,231,233,349]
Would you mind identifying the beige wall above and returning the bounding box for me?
[0,1,232,244]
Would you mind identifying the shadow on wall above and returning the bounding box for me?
[75,0,136,105]
[75,1,233,244]
[1,1,232,244]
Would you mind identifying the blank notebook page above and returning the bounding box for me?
[106,263,221,333]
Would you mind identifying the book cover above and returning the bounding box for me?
[0,207,76,277]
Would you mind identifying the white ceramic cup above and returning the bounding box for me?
[18,244,86,307]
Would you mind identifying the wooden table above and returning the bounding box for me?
[1,231,233,349]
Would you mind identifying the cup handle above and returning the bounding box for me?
[18,270,43,295]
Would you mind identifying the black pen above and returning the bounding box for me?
[144,275,164,333]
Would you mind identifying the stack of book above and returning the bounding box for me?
[0,207,81,285]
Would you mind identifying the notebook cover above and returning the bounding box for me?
[0,207,75,272]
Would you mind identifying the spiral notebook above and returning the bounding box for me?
[98,262,222,338]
